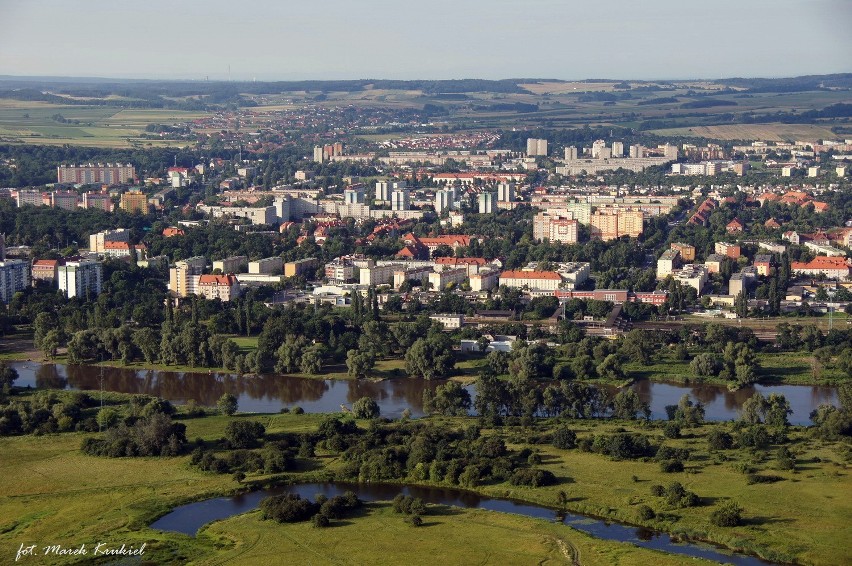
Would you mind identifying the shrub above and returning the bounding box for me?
[352,397,380,419]
[292,406,305,415]
[660,459,684,473]
[710,501,742,527]
[551,427,577,449]
[260,493,319,523]
[707,429,733,450]
[650,484,665,497]
[312,513,330,528]
[224,420,266,449]
[510,468,556,487]
[410,515,423,527]
[663,422,681,439]
[746,473,784,485]
[636,504,655,520]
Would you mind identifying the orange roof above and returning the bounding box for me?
[32,259,59,267]
[198,274,238,285]
[104,241,131,249]
[791,257,850,270]
[500,270,562,280]
[419,235,472,246]
[435,257,487,265]
[163,227,184,237]
[811,201,829,212]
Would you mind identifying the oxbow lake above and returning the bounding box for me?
[152,482,774,565]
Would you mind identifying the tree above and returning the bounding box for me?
[0,363,18,390]
[133,328,160,364]
[41,329,61,359]
[217,393,238,416]
[352,396,380,419]
[300,344,326,375]
[224,420,265,448]
[611,389,650,420]
[690,353,720,378]
[405,335,455,380]
[596,354,625,381]
[422,381,471,416]
[346,349,375,379]
[275,335,307,373]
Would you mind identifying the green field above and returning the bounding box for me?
[0,401,849,565]
[0,100,204,148]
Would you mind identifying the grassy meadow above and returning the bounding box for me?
[0,400,849,565]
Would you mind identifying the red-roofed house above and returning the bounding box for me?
[764,218,781,229]
[102,241,147,260]
[811,201,830,213]
[163,227,185,237]
[790,256,850,280]
[499,270,563,291]
[198,274,241,301]
[726,218,744,233]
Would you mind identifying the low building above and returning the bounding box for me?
[670,242,696,262]
[791,257,850,280]
[715,242,741,259]
[729,268,758,297]
[428,267,467,291]
[430,314,464,330]
[753,255,774,276]
[657,249,681,278]
[213,256,248,274]
[249,257,283,275]
[499,270,563,291]
[671,264,708,294]
[470,269,499,292]
[284,258,319,278]
[704,254,726,274]
[198,274,241,301]
[89,229,130,253]
[31,259,59,286]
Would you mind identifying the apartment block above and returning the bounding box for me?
[212,256,248,274]
[249,257,283,275]
[169,256,207,297]
[0,260,30,302]
[284,258,319,278]
[58,259,102,299]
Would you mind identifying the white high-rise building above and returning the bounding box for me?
[564,146,578,160]
[313,146,325,162]
[0,260,30,303]
[391,189,410,211]
[527,138,548,157]
[591,140,607,158]
[497,183,515,202]
[169,256,207,297]
[435,190,452,214]
[478,192,495,214]
[630,144,645,158]
[344,187,364,204]
[375,181,390,202]
[611,141,624,157]
[58,259,102,299]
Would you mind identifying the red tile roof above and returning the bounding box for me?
[198,274,238,286]
[500,270,562,280]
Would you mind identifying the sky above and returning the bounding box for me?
[0,0,850,82]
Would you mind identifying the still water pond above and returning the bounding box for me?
[151,482,773,565]
[11,362,838,425]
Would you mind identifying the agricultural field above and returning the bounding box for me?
[649,123,841,142]
[0,100,205,148]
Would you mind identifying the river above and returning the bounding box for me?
[10,361,838,425]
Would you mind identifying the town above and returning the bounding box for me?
[0,10,850,563]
